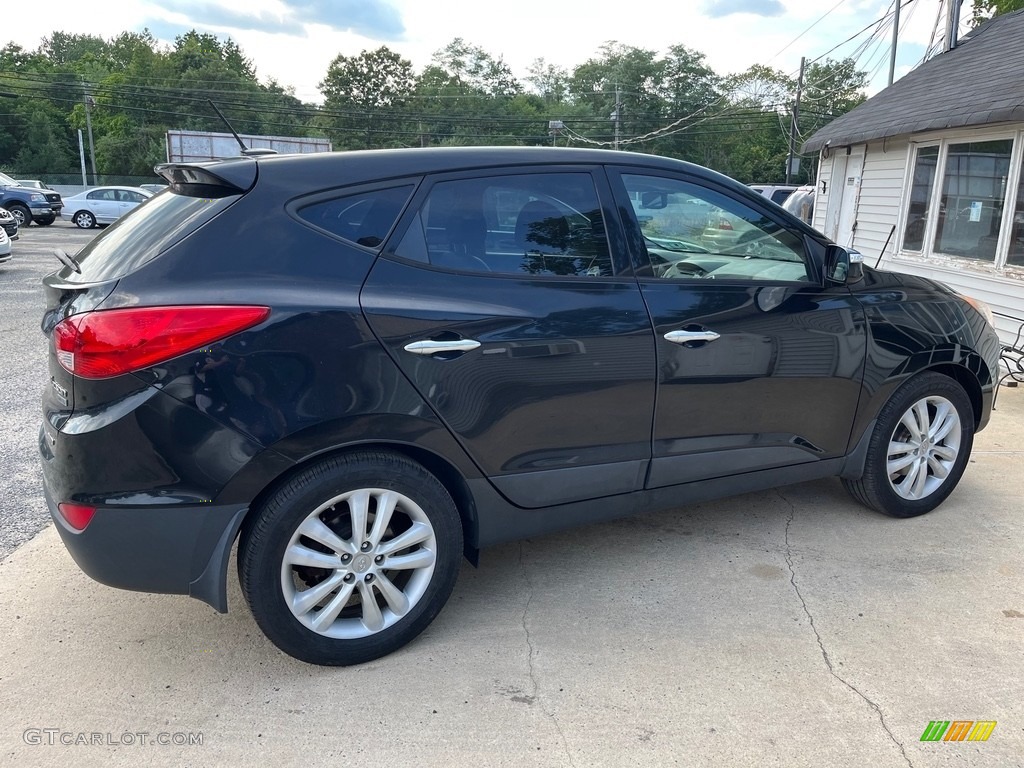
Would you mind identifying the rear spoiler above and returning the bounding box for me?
[154,159,258,197]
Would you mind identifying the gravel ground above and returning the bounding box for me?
[0,220,98,559]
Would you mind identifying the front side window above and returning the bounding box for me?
[394,173,613,277]
[623,174,811,282]
[933,139,1013,261]
[88,189,117,201]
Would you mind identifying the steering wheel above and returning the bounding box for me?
[734,230,770,257]
[663,260,708,278]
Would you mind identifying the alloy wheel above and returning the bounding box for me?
[280,488,437,639]
[886,395,962,500]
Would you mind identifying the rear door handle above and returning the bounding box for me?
[664,329,720,344]
[403,339,482,355]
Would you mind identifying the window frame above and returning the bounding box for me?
[382,165,632,280]
[897,129,1024,270]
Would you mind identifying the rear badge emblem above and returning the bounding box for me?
[51,377,69,405]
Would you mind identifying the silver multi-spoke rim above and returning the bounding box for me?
[886,395,961,501]
[280,488,437,639]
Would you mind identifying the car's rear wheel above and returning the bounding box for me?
[8,204,30,227]
[72,211,96,229]
[36,218,54,226]
[843,372,974,517]
[239,451,463,665]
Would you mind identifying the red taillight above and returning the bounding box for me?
[717,218,734,231]
[53,305,270,379]
[58,502,97,531]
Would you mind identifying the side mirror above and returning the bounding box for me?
[825,244,864,284]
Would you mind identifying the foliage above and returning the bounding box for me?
[0,30,869,184]
[971,0,1024,24]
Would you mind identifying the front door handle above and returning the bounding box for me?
[403,339,482,355]
[664,329,720,344]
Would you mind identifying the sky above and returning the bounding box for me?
[3,0,976,103]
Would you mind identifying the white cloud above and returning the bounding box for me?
[1,0,959,103]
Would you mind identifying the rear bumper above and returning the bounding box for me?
[38,382,271,612]
[44,483,246,612]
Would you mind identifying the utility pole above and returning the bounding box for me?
[888,0,901,86]
[83,90,98,185]
[612,84,622,150]
[785,56,806,185]
[77,129,87,186]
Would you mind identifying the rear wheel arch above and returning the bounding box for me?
[237,441,480,562]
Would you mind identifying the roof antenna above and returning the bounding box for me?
[208,100,277,157]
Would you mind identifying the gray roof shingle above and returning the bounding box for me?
[802,10,1024,152]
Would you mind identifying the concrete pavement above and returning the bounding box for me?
[1,387,1022,767]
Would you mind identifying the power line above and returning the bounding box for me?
[767,0,853,65]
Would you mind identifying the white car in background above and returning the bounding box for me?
[60,186,153,229]
[0,225,11,264]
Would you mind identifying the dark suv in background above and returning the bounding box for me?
[40,148,1001,665]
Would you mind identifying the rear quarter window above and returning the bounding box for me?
[61,191,239,284]
[296,185,414,249]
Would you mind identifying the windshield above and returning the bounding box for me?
[0,171,17,186]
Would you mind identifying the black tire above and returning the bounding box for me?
[35,217,54,226]
[8,204,30,227]
[72,210,96,229]
[843,372,974,518]
[239,451,463,666]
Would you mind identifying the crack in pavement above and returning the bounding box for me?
[777,491,914,768]
[519,542,575,767]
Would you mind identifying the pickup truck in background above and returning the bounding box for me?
[0,172,62,226]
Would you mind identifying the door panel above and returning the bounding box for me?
[610,168,867,488]
[361,168,656,508]
[642,283,866,487]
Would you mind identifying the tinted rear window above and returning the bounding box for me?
[61,191,239,284]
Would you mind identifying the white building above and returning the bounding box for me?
[803,9,1024,346]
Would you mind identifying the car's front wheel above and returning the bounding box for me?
[239,451,463,665]
[8,204,30,227]
[843,371,974,517]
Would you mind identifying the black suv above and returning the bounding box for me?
[40,148,1001,665]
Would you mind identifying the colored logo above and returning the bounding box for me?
[920,721,996,742]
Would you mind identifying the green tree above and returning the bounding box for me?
[432,38,520,97]
[319,46,415,149]
[971,0,1024,23]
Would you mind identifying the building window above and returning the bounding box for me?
[933,139,1012,262]
[899,133,1023,270]
[1008,155,1024,267]
[903,145,938,251]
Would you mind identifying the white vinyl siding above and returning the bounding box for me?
[812,125,1024,347]
[811,159,831,234]
[850,140,908,263]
